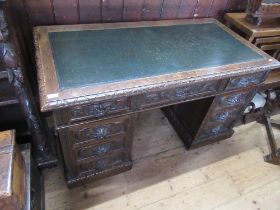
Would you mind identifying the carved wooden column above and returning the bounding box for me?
[0,5,57,168]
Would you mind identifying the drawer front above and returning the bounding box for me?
[195,89,256,142]
[55,97,131,126]
[65,117,129,146]
[135,80,221,110]
[225,72,266,91]
[210,108,240,123]
[76,135,126,162]
[58,116,133,177]
[198,124,229,138]
[219,92,250,108]
[79,151,128,174]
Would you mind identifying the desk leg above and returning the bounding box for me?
[261,114,280,165]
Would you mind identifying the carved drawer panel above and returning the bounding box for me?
[218,92,250,108]
[58,116,130,148]
[225,72,266,91]
[78,151,128,174]
[198,124,229,139]
[135,80,221,109]
[75,135,126,162]
[210,108,240,123]
[55,97,131,126]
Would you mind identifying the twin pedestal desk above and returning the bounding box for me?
[34,19,280,187]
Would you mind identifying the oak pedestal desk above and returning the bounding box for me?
[34,19,280,187]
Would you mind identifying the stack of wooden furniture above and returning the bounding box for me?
[246,0,280,25]
[225,11,280,165]
[225,13,280,60]
[0,130,44,210]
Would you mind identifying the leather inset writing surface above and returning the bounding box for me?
[49,23,263,90]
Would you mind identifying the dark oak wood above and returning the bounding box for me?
[0,1,57,168]
[177,0,198,19]
[35,19,280,187]
[102,0,124,22]
[160,0,181,19]
[21,144,45,210]
[123,0,144,21]
[79,0,102,23]
[53,0,79,24]
[142,0,164,20]
[21,0,246,25]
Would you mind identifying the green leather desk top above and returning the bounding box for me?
[49,23,263,90]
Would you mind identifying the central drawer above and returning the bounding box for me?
[134,80,222,110]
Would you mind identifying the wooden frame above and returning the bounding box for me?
[34,19,279,112]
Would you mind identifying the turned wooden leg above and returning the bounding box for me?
[8,69,58,168]
[261,114,280,165]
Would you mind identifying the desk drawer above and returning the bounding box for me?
[54,97,131,126]
[135,80,221,110]
[195,88,256,143]
[58,116,130,148]
[225,72,266,91]
[210,108,240,123]
[79,151,129,174]
[75,135,127,162]
[218,92,251,108]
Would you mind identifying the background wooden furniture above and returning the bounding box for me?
[21,0,246,26]
[0,130,26,210]
[21,144,45,210]
[224,13,280,165]
[246,0,280,25]
[0,1,57,168]
[35,19,280,187]
[0,130,44,210]
[225,13,280,60]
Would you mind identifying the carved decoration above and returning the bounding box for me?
[75,125,109,141]
[78,140,123,159]
[0,10,8,41]
[221,93,248,106]
[202,125,227,136]
[214,109,238,121]
[7,69,56,165]
[0,6,57,167]
[138,81,219,108]
[80,155,123,172]
[69,98,130,120]
[215,111,232,121]
[79,144,110,159]
[226,73,265,90]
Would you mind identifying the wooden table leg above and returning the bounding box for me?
[8,69,58,169]
[261,114,280,165]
